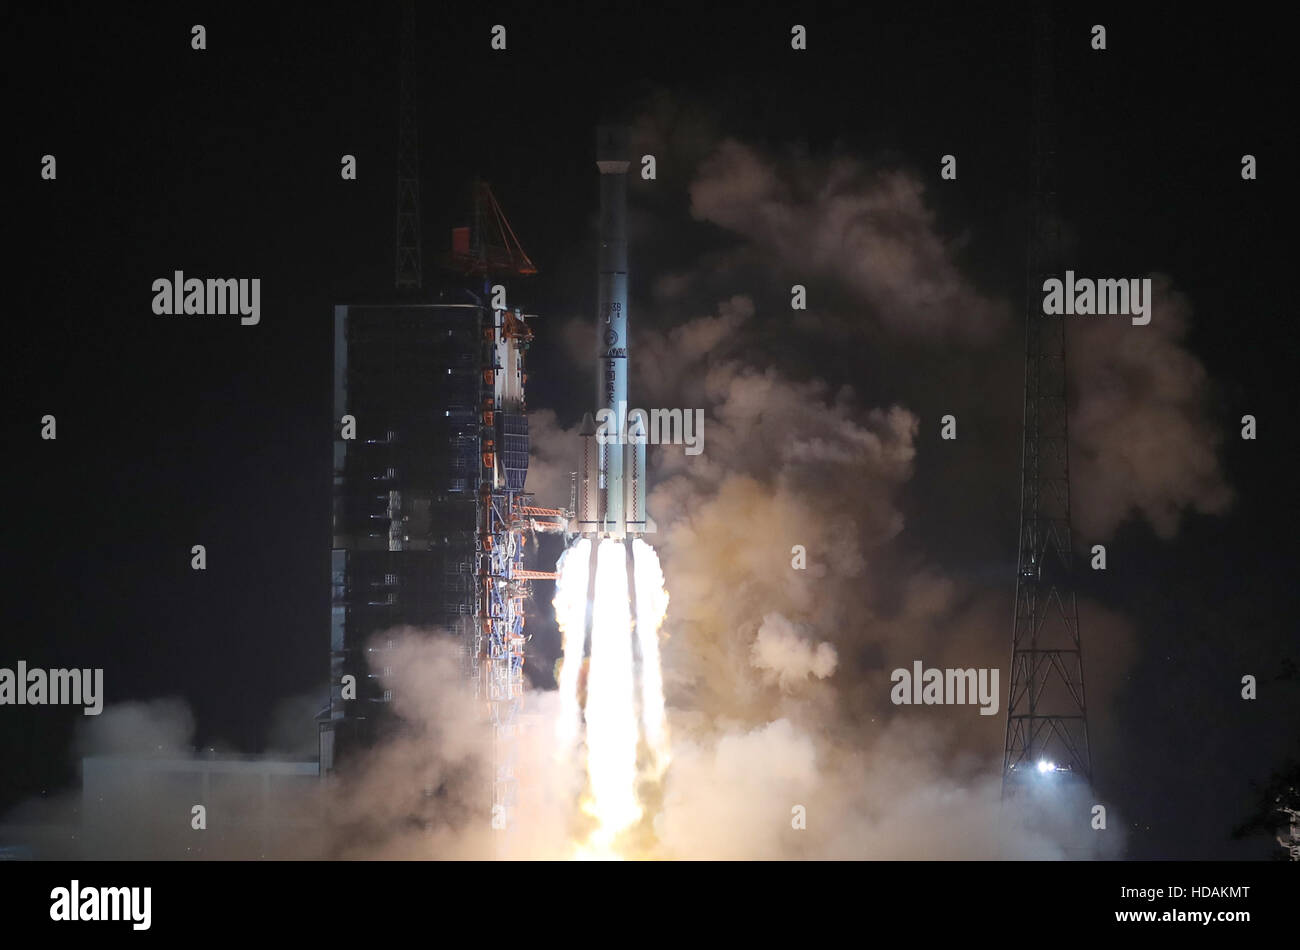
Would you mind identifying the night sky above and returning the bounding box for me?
[4,1,1296,859]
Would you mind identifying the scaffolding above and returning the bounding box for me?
[471,304,567,838]
[458,184,567,840]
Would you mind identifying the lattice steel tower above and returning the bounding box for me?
[1001,6,1093,795]
[394,0,422,290]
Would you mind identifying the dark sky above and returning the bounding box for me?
[4,1,1296,858]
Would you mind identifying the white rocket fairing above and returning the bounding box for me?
[576,126,648,540]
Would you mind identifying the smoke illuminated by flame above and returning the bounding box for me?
[554,537,671,857]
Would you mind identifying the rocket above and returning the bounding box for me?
[575,126,649,540]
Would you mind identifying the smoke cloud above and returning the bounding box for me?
[751,614,838,690]
[1068,274,1234,540]
[689,139,1007,342]
[1,632,586,860]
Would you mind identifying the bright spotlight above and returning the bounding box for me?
[1036,759,1055,774]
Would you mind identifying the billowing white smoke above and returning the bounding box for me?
[1068,274,1234,538]
[688,140,1007,342]
[751,614,838,691]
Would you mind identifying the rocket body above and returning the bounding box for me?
[576,126,647,540]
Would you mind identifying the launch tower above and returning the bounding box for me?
[1001,6,1094,795]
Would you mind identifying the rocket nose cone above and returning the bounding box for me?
[579,412,597,437]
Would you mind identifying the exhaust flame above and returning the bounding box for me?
[554,537,671,857]
[631,539,671,778]
[585,540,641,844]
[553,539,591,755]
